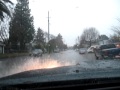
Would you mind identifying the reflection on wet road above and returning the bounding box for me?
[0,50,97,78]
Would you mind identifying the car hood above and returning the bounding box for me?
[102,48,119,51]
[0,60,120,86]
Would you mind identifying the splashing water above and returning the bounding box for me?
[20,58,71,71]
[0,57,71,78]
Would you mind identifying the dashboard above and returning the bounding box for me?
[1,77,120,90]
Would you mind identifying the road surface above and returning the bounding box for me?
[0,50,95,78]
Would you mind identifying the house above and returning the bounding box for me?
[0,41,5,54]
[98,40,111,45]
[98,35,110,45]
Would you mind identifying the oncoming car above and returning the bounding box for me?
[79,48,87,54]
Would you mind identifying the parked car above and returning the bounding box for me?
[54,49,60,53]
[29,49,43,56]
[94,44,120,60]
[79,48,87,54]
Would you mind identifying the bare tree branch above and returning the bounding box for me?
[80,27,99,47]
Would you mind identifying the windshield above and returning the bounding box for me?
[0,0,120,83]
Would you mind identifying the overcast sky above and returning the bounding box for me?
[11,0,120,46]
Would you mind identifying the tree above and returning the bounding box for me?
[48,38,57,52]
[56,33,64,49]
[9,0,35,51]
[81,27,99,47]
[111,18,120,42]
[36,28,44,44]
[79,34,86,48]
[73,44,78,49]
[0,0,13,21]
[47,33,67,53]
[43,31,56,43]
[109,34,120,43]
[112,18,120,33]
[63,44,68,50]
[34,28,45,50]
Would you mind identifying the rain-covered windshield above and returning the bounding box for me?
[0,0,120,80]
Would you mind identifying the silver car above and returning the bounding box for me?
[29,49,43,56]
[79,48,87,54]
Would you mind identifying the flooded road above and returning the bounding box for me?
[0,50,97,78]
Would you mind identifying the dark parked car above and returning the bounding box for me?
[94,44,120,60]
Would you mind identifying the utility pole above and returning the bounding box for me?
[48,11,50,53]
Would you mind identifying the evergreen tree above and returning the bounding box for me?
[56,33,64,49]
[34,28,45,50]
[36,28,44,44]
[9,0,35,50]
